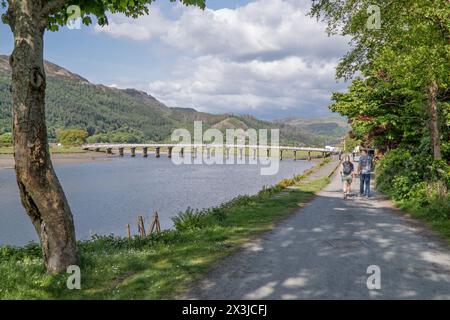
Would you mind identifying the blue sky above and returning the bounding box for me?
[0,0,349,120]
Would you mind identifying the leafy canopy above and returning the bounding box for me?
[1,0,205,31]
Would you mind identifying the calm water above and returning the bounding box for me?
[0,156,314,246]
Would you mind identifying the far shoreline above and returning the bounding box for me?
[0,152,115,170]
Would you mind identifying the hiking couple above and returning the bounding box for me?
[340,149,373,199]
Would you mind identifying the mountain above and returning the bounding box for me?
[0,55,343,146]
[275,116,350,144]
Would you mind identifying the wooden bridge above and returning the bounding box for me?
[82,143,333,161]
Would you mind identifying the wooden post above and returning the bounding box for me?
[294,150,297,161]
[180,147,184,158]
[126,224,131,239]
[119,147,124,157]
[308,151,311,161]
[168,147,173,159]
[149,211,161,234]
[143,147,148,158]
[156,146,161,158]
[131,147,136,157]
[137,216,146,237]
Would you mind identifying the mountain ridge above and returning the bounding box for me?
[0,55,347,145]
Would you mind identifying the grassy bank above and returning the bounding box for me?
[0,159,332,299]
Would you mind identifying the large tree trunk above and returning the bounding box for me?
[8,0,78,272]
[427,81,442,160]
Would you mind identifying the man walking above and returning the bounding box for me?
[358,149,373,198]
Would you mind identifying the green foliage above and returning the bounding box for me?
[376,149,450,222]
[312,0,450,157]
[57,129,88,146]
[1,0,206,31]
[0,132,12,146]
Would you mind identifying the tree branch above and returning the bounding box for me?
[40,0,70,17]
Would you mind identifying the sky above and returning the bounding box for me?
[0,0,350,120]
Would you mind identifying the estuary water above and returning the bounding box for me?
[0,156,315,246]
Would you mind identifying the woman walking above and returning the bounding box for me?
[340,155,355,199]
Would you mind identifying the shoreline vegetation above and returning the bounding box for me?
[0,157,333,299]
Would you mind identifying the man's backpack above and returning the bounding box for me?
[343,161,354,175]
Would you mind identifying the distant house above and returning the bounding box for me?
[325,146,337,152]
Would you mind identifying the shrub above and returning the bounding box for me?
[0,132,12,146]
[376,148,450,224]
[172,207,210,232]
[57,129,88,146]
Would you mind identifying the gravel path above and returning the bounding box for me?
[184,163,450,300]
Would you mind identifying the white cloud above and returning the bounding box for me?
[94,7,170,41]
[94,0,349,119]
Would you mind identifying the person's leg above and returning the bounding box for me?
[359,174,364,195]
[343,180,348,198]
[365,174,371,197]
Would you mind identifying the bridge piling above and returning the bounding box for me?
[280,149,283,161]
[294,150,297,161]
[180,148,184,158]
[130,147,136,157]
[143,147,148,158]
[308,151,311,161]
[119,147,124,157]
[168,147,173,159]
[156,147,161,158]
[106,147,112,155]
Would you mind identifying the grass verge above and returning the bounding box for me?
[391,197,450,243]
[0,160,332,299]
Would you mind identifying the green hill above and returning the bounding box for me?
[0,55,342,146]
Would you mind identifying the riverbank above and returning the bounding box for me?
[0,156,337,299]
[0,152,113,170]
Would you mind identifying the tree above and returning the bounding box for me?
[310,0,449,160]
[57,129,88,146]
[1,0,205,273]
